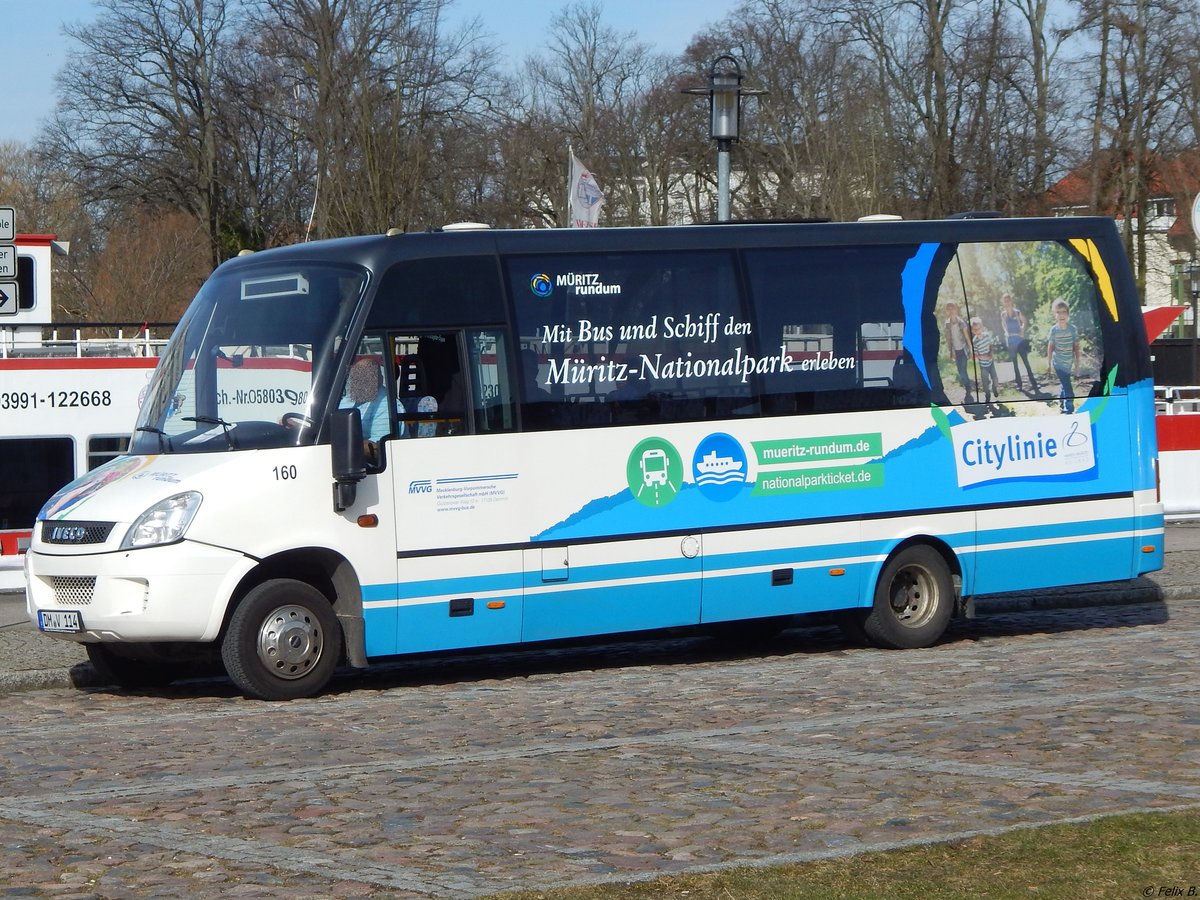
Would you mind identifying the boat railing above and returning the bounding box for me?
[0,322,176,359]
[1155,385,1200,415]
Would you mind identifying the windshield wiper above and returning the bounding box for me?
[135,425,173,453]
[182,415,237,448]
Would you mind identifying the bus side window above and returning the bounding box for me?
[392,333,455,437]
[470,330,516,433]
[508,250,746,430]
[745,244,919,416]
[390,330,515,437]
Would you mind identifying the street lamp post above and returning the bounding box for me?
[1188,260,1200,384]
[682,55,764,223]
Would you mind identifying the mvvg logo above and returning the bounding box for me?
[408,479,434,494]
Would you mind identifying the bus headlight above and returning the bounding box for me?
[120,492,203,549]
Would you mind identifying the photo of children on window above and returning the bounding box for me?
[933,241,1102,417]
[942,301,974,404]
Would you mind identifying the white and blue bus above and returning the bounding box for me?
[27,216,1163,699]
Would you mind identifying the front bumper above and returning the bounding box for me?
[25,540,255,643]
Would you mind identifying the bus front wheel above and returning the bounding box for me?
[221,579,342,700]
[861,545,954,649]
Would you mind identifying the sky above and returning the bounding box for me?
[5,0,741,145]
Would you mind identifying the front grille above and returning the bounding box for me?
[52,576,96,606]
[41,521,114,545]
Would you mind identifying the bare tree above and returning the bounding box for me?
[821,0,1010,216]
[45,0,234,267]
[1072,0,1189,293]
[0,142,90,238]
[523,2,674,226]
[249,0,501,236]
[81,208,211,323]
[216,33,318,249]
[1176,2,1200,159]
[685,0,898,220]
[1004,0,1073,210]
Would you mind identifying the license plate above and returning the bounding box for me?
[38,610,83,633]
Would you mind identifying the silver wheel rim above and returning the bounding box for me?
[888,563,939,629]
[256,604,324,680]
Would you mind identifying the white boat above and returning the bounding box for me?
[0,234,169,590]
[696,450,744,474]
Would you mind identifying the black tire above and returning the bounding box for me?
[221,579,342,701]
[86,643,184,689]
[861,545,954,649]
[834,610,871,645]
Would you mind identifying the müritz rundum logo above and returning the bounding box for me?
[530,273,553,297]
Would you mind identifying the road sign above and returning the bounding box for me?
[0,207,12,243]
[0,245,13,279]
[0,281,17,314]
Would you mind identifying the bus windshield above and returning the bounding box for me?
[130,261,367,454]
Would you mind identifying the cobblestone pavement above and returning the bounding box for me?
[0,525,1196,896]
[0,589,1196,896]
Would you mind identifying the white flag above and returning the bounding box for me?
[568,150,604,228]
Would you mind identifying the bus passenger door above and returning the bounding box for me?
[521,535,703,642]
[385,328,527,655]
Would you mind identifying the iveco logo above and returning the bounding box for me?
[408,479,433,494]
[50,526,89,543]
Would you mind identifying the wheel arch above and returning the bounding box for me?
[224,548,368,668]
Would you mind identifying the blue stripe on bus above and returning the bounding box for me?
[366,515,1150,605]
[973,514,1148,547]
[363,592,524,656]
[526,554,701,590]
[701,538,890,573]
[365,553,701,604]
[363,570,525,603]
[701,560,877,621]
[971,534,1141,594]
[522,577,699,642]
[358,510,1158,656]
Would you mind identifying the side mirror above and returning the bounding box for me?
[330,408,365,512]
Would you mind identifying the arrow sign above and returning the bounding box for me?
[0,281,17,314]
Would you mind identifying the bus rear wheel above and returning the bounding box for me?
[221,579,342,701]
[861,545,954,649]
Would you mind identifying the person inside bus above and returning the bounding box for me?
[440,369,467,434]
[409,333,464,436]
[340,355,402,457]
